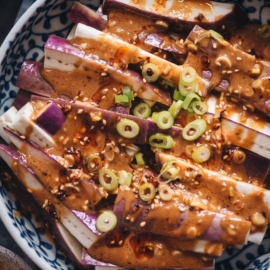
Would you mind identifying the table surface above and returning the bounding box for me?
[0,2,40,269]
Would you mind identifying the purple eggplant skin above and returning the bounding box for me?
[35,102,66,135]
[68,1,107,31]
[15,60,54,97]
[13,89,32,110]
[102,0,248,34]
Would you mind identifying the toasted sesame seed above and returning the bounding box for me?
[212,42,217,49]
[234,69,239,72]
[140,221,146,227]
[236,57,242,61]
[77,109,83,114]
[227,70,232,74]
[101,72,107,76]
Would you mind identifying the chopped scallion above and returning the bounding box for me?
[87,154,102,172]
[182,92,201,110]
[99,168,118,191]
[118,170,133,186]
[156,111,174,129]
[142,63,160,82]
[116,119,140,139]
[96,211,117,232]
[182,119,207,141]
[168,100,183,119]
[149,133,174,149]
[139,182,156,201]
[192,145,211,163]
[133,102,151,119]
[135,152,145,165]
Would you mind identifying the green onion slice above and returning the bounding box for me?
[179,80,197,96]
[156,111,174,129]
[168,100,183,119]
[115,94,129,105]
[96,211,117,232]
[99,168,119,191]
[159,184,173,201]
[142,63,161,82]
[149,133,174,149]
[135,152,145,165]
[258,24,270,40]
[180,66,197,85]
[182,119,207,141]
[182,92,201,110]
[87,154,102,172]
[191,101,208,115]
[118,170,133,186]
[209,29,224,42]
[133,102,151,119]
[158,159,179,183]
[139,183,156,201]
[192,144,211,163]
[123,86,134,102]
[173,89,185,101]
[116,119,140,139]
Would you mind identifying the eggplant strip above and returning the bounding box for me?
[5,128,107,213]
[70,23,210,96]
[87,229,215,269]
[0,144,98,249]
[44,35,172,106]
[102,0,247,33]
[68,2,107,31]
[114,186,250,245]
[186,25,270,116]
[156,152,270,244]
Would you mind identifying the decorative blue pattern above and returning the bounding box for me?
[0,181,75,270]
[0,0,269,269]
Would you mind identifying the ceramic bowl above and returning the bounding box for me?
[0,0,270,269]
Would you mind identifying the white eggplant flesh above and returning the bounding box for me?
[206,95,270,160]
[0,106,18,143]
[11,102,55,148]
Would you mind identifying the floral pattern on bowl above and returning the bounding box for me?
[0,0,269,269]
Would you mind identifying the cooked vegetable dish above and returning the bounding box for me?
[0,0,270,269]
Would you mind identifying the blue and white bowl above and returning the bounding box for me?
[0,0,270,269]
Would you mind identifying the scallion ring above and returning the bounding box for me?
[182,92,201,110]
[192,145,211,163]
[133,102,151,119]
[115,94,129,105]
[96,211,117,232]
[156,111,174,129]
[159,184,173,201]
[139,182,156,201]
[99,168,118,191]
[191,101,208,115]
[142,63,160,82]
[118,170,133,186]
[173,89,185,101]
[149,133,174,149]
[116,119,140,139]
[168,100,183,119]
[182,119,207,141]
[179,80,197,96]
[122,86,134,105]
[180,66,197,85]
[135,152,145,165]
[87,154,102,172]
[158,159,179,183]
[209,29,224,42]
[258,24,270,40]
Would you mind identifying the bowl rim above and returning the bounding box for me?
[0,0,46,74]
